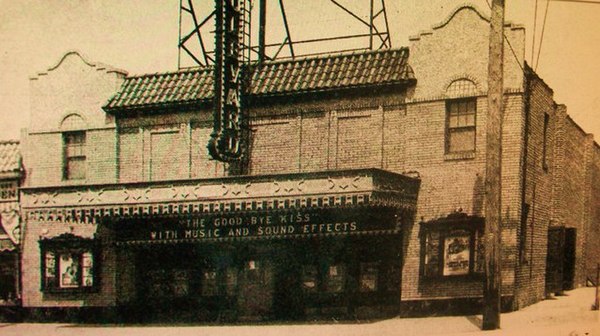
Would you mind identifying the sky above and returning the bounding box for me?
[0,0,599,141]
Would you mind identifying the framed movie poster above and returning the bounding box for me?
[443,235,470,276]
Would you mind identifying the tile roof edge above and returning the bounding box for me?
[104,78,416,113]
[103,98,209,113]
[123,66,210,80]
[251,79,416,98]
[254,47,410,66]
[119,48,410,79]
[0,140,19,145]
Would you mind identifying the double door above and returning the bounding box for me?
[135,245,276,321]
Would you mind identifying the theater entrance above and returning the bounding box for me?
[114,203,412,322]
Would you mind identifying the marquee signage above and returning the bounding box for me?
[115,207,399,243]
[208,0,251,162]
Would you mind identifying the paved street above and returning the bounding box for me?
[0,287,598,336]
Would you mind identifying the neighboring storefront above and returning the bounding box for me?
[0,141,21,308]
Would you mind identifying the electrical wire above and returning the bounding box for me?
[535,0,551,71]
[532,0,539,65]
[549,0,600,4]
[483,0,525,73]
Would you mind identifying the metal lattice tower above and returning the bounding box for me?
[178,0,392,68]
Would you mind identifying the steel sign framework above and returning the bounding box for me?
[178,0,392,166]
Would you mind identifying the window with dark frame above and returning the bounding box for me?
[542,113,550,171]
[0,181,16,200]
[421,215,484,279]
[297,258,401,297]
[446,98,477,154]
[63,131,86,180]
[325,263,346,293]
[519,203,531,264]
[40,234,99,292]
[301,265,319,293]
[201,269,218,296]
[359,262,379,292]
[225,267,238,296]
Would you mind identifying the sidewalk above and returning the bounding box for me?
[0,287,598,336]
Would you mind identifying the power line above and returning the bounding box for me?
[535,0,551,71]
[532,0,539,65]
[483,0,525,73]
[549,0,600,4]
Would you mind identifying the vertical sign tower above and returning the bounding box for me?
[208,0,252,167]
[178,0,392,172]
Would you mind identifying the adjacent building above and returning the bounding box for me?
[14,5,600,322]
[0,140,22,306]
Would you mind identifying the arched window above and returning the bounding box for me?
[60,114,86,131]
[61,114,86,180]
[445,79,478,98]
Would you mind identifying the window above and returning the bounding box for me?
[542,113,550,171]
[325,263,346,293]
[63,131,86,180]
[519,203,531,264]
[301,265,319,293]
[0,182,16,200]
[40,234,99,292]
[172,270,190,297]
[201,269,218,296]
[446,79,478,98]
[421,214,484,278]
[446,99,477,154]
[225,267,238,296]
[359,262,379,292]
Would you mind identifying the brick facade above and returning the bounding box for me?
[16,5,600,316]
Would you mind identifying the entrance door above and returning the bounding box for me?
[0,253,16,302]
[562,228,577,290]
[546,227,565,295]
[237,259,274,320]
[545,227,577,295]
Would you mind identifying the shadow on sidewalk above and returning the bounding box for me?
[465,315,482,329]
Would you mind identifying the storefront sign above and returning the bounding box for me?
[115,207,399,243]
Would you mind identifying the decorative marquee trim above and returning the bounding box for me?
[22,169,420,226]
[24,192,417,226]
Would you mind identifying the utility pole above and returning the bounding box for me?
[483,0,505,330]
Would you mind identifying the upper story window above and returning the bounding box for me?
[542,113,550,171]
[40,233,99,293]
[0,181,17,200]
[446,99,477,154]
[445,79,478,156]
[61,114,87,181]
[63,131,86,180]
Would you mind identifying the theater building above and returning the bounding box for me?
[17,5,600,321]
